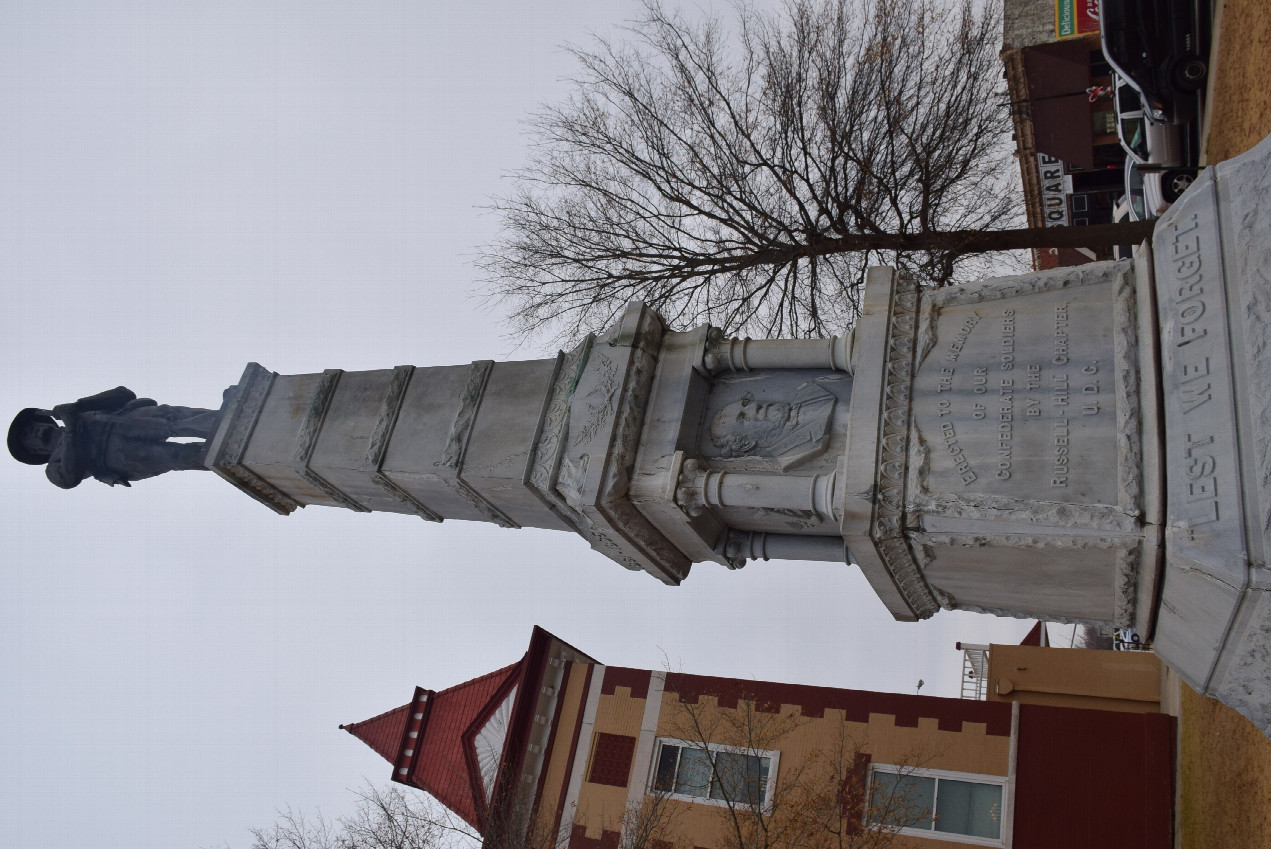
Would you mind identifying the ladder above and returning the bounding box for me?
[957,642,990,700]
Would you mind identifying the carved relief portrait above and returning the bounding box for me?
[707,380,836,468]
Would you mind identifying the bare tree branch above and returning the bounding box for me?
[483,0,1045,344]
[658,678,933,849]
[246,784,477,849]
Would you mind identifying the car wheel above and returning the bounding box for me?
[1162,169,1198,202]
[1176,58,1207,90]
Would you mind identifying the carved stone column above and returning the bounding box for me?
[704,329,855,373]
[674,459,836,521]
[717,530,845,568]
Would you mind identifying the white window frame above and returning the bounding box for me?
[646,737,780,813]
[867,765,1008,847]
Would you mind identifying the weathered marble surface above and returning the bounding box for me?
[1150,131,1271,736]
[207,302,856,587]
[840,261,1160,627]
[206,268,1161,640]
[197,131,1271,736]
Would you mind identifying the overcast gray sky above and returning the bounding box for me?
[0,3,1031,848]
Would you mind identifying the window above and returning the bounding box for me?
[1120,115,1149,160]
[868,766,1005,845]
[472,686,517,802]
[649,738,778,810]
[1092,109,1116,136]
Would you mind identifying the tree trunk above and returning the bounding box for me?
[810,220,1157,256]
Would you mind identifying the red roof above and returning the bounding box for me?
[342,627,601,840]
[340,704,411,764]
[343,661,523,829]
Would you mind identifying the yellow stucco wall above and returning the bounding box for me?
[571,685,1011,848]
[573,684,650,839]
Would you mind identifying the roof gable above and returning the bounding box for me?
[340,704,411,764]
[343,661,523,829]
[470,684,519,804]
[342,627,602,841]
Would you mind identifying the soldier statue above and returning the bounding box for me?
[8,387,221,488]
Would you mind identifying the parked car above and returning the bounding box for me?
[1100,0,1210,124]
[1113,72,1199,220]
[1113,75,1183,166]
[1124,157,1198,220]
[1112,627,1149,651]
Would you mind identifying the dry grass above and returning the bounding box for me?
[1177,684,1271,849]
[1203,0,1271,162]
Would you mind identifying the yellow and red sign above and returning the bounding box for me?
[1056,0,1100,38]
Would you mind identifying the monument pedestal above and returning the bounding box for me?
[839,133,1271,735]
[839,261,1162,631]
[1149,134,1271,735]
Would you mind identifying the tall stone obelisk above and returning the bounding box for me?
[207,258,1162,638]
[207,305,857,587]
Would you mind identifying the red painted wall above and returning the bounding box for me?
[1013,705,1174,849]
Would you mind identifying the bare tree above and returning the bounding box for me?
[246,783,476,849]
[480,777,682,849]
[616,793,687,849]
[1075,624,1115,650]
[483,0,1153,343]
[247,806,342,849]
[658,684,933,849]
[243,781,678,849]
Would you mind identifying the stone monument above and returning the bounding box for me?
[189,259,1162,637]
[13,137,1271,736]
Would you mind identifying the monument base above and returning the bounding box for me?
[841,261,1162,631]
[1149,132,1271,736]
[837,131,1271,735]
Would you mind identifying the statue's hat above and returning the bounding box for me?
[8,408,57,465]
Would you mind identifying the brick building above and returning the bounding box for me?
[1001,0,1124,269]
[343,627,1174,848]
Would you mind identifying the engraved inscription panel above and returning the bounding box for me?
[913,283,1119,504]
[1154,208,1247,581]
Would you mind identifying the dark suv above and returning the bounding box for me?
[1100,0,1210,124]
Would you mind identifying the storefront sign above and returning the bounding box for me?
[1037,153,1070,227]
[1055,0,1099,38]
